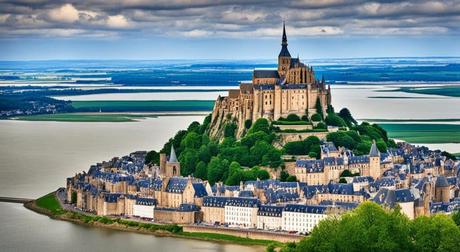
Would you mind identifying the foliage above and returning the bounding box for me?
[194,161,207,180]
[281,202,460,252]
[311,113,322,122]
[244,119,252,129]
[280,170,290,182]
[36,193,64,215]
[71,191,77,204]
[325,113,347,127]
[286,114,301,121]
[283,136,321,156]
[145,150,160,165]
[315,97,323,119]
[286,175,297,182]
[224,122,237,137]
[338,108,357,127]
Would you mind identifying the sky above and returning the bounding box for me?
[0,0,459,60]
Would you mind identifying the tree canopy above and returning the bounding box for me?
[281,202,460,252]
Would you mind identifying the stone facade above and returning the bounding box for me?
[209,23,331,139]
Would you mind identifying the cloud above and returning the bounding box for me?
[0,0,459,39]
[106,15,130,28]
[48,3,79,23]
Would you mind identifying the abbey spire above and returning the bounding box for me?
[278,22,292,76]
[279,21,291,58]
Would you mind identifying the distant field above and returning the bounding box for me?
[363,118,460,122]
[380,123,460,143]
[15,113,153,122]
[71,100,215,112]
[396,85,460,97]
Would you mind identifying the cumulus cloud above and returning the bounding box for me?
[0,0,459,38]
[48,3,79,23]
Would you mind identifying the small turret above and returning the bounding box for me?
[169,145,178,163]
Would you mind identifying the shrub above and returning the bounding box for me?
[311,113,322,122]
[286,114,301,121]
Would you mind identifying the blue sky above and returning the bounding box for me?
[0,1,459,60]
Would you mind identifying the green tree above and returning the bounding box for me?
[286,114,301,121]
[178,149,198,176]
[224,122,237,137]
[315,97,323,119]
[194,161,207,180]
[71,191,77,204]
[338,108,357,127]
[244,119,252,129]
[145,150,160,165]
[412,215,460,252]
[284,141,307,155]
[286,175,297,182]
[311,113,323,122]
[452,211,460,226]
[256,169,270,180]
[187,121,201,133]
[280,170,289,182]
[207,157,229,185]
[248,118,270,134]
[181,132,202,149]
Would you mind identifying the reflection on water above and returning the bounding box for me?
[0,116,205,198]
[331,84,460,119]
[0,203,262,252]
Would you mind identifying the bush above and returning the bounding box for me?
[311,113,322,122]
[244,119,252,129]
[286,114,301,121]
[325,113,347,127]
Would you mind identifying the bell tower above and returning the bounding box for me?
[165,145,180,177]
[278,22,291,77]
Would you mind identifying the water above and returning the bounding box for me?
[0,202,262,252]
[0,115,205,198]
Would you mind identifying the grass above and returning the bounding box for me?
[71,100,215,112]
[393,85,460,98]
[35,193,64,215]
[379,123,460,143]
[14,113,153,122]
[272,120,312,125]
[362,118,460,122]
[32,192,274,247]
[179,231,279,246]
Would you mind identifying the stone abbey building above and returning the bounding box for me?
[210,23,331,138]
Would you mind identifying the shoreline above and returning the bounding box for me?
[23,191,275,250]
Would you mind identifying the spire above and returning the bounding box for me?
[282,21,287,46]
[369,140,380,157]
[279,21,291,57]
[169,145,178,163]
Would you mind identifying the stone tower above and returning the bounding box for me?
[159,146,181,177]
[165,145,180,177]
[369,140,381,180]
[435,176,450,203]
[277,22,291,77]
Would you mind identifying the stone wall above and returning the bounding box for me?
[183,225,303,243]
[275,131,328,146]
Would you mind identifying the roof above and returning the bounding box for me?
[238,190,254,198]
[284,204,327,214]
[258,205,283,217]
[253,69,279,79]
[373,188,415,207]
[436,176,449,187]
[369,140,380,157]
[203,196,229,208]
[225,197,260,208]
[169,145,178,163]
[192,182,208,197]
[135,197,157,206]
[165,177,188,193]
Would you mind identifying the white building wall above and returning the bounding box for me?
[133,204,154,219]
[282,211,327,234]
[257,215,282,230]
[224,206,257,228]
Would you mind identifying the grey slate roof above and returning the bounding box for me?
[258,205,284,217]
[369,140,380,157]
[284,204,327,214]
[436,176,449,188]
[169,145,178,163]
[253,69,280,79]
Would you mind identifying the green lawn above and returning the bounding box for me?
[71,100,215,112]
[15,113,152,122]
[35,193,64,215]
[379,123,460,143]
[395,85,460,97]
[179,231,279,246]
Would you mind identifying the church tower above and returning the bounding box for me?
[278,22,291,77]
[369,140,381,179]
[165,145,181,177]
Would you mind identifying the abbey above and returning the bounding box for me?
[210,23,331,138]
